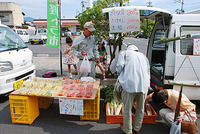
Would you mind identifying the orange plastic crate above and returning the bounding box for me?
[38,97,54,109]
[80,89,100,121]
[9,95,39,125]
[133,104,157,124]
[106,104,157,124]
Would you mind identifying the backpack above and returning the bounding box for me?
[43,71,57,78]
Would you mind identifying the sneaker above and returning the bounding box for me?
[69,73,73,79]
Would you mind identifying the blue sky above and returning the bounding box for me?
[0,0,200,19]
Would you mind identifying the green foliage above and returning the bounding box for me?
[140,18,155,37]
[100,84,115,103]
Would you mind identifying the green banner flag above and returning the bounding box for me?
[47,0,60,48]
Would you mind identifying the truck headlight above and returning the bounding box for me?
[0,61,13,72]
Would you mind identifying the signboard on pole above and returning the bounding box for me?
[59,98,84,115]
[47,0,60,48]
[109,8,140,33]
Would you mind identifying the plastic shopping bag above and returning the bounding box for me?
[80,56,91,72]
[169,121,181,134]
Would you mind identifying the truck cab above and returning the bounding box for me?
[0,24,35,95]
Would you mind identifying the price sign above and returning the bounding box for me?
[193,39,200,55]
[59,98,84,115]
[109,8,140,33]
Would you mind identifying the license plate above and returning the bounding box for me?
[14,79,23,90]
[34,39,37,42]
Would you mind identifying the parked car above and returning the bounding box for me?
[13,29,30,43]
[0,24,35,95]
[135,32,147,38]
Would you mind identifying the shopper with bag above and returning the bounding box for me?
[71,21,100,79]
[146,89,198,133]
[116,44,150,134]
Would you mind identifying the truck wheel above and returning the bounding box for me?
[30,41,34,45]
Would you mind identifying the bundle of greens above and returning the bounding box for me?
[100,84,115,103]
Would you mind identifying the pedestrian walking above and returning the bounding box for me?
[71,21,100,79]
[116,44,150,134]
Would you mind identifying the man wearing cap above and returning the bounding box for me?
[116,45,150,134]
[71,21,100,79]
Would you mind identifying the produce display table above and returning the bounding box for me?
[9,77,101,124]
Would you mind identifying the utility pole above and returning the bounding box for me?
[58,0,63,75]
[81,1,87,12]
[146,0,153,7]
[175,0,184,14]
[87,0,92,8]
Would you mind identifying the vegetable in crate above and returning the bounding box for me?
[100,84,115,103]
[75,91,84,97]
[85,91,93,98]
[67,90,75,97]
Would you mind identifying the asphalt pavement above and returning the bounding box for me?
[0,54,199,134]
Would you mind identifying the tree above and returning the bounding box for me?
[76,0,129,76]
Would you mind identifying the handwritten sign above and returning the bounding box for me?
[59,99,83,115]
[193,39,200,55]
[109,8,140,33]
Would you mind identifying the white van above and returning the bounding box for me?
[13,29,30,43]
[0,24,35,95]
[103,6,200,100]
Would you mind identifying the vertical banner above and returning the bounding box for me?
[47,0,60,48]
[109,8,140,33]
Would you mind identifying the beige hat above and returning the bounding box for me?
[84,21,96,32]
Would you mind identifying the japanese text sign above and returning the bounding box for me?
[47,0,60,48]
[193,39,200,55]
[59,98,84,115]
[109,8,140,33]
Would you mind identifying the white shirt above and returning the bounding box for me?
[116,47,150,93]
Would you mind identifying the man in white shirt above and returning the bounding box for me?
[116,44,150,134]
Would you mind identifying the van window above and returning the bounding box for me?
[153,29,166,48]
[17,30,23,35]
[0,26,27,51]
[180,26,200,55]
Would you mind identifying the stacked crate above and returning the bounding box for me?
[9,95,39,125]
[38,97,54,109]
[80,89,100,121]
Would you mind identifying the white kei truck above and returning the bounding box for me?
[29,28,47,45]
[103,6,200,100]
[0,24,35,95]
